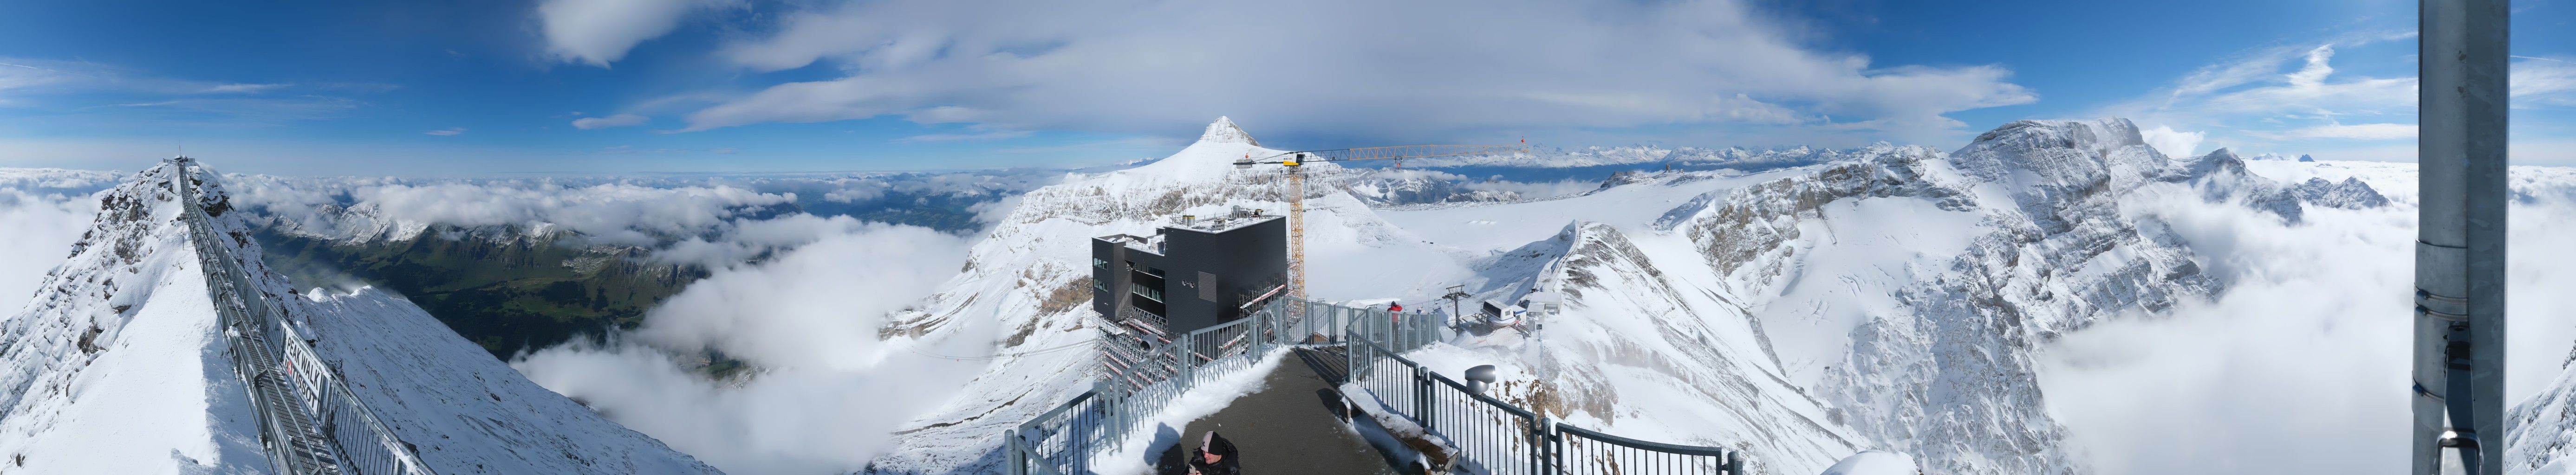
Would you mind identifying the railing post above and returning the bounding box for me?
[1539,418,1557,475]
[1415,365,1432,430]
[1350,305,1370,385]
[1534,417,1553,475]
[1102,385,1123,449]
[1006,427,1026,475]
[1177,332,1194,391]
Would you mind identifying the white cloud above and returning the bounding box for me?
[202,83,288,94]
[345,181,790,243]
[2284,122,2415,140]
[226,175,803,244]
[965,195,1019,226]
[225,171,1055,243]
[572,113,651,129]
[2038,170,2576,475]
[2040,183,2414,475]
[0,58,371,124]
[514,220,977,475]
[2515,56,2576,108]
[424,127,465,136]
[671,0,2035,144]
[0,190,97,315]
[2139,125,2205,158]
[2095,38,2419,158]
[647,214,875,269]
[2187,45,2416,118]
[2284,45,2335,90]
[536,0,735,67]
[2102,38,2576,160]
[897,130,1031,143]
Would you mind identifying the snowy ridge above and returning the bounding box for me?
[0,161,272,473]
[1459,221,1868,474]
[0,161,718,474]
[1659,119,2206,475]
[1651,118,2401,474]
[2511,366,2576,475]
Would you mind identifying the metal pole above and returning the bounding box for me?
[1177,332,1193,391]
[1007,428,1026,475]
[2414,0,2509,473]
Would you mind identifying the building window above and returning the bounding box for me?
[1132,284,1164,303]
[1131,293,1166,317]
[1094,279,1108,294]
[1130,269,1166,292]
[1093,257,1107,270]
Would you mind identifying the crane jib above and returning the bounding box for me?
[1239,143,1528,166]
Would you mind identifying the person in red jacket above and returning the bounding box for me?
[1388,302,1404,323]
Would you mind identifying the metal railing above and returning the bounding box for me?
[1346,340,1752,475]
[1008,391,1105,475]
[173,158,439,475]
[1551,423,1744,475]
[1011,297,1749,475]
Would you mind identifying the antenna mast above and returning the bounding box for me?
[2413,0,2508,473]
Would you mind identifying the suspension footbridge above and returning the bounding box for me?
[173,157,438,475]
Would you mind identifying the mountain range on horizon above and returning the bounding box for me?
[0,116,2573,475]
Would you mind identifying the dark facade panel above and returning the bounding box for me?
[1089,217,1287,335]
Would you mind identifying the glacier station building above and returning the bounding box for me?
[1090,207,1288,339]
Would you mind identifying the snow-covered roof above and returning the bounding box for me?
[1170,214,1280,234]
[1096,232,1164,255]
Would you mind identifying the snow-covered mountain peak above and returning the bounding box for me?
[1111,117,1298,186]
[1198,116,1259,146]
[1966,118,2150,154]
[2182,147,2251,178]
[1951,118,2168,194]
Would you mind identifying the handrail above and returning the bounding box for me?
[172,158,439,475]
[1553,423,1732,456]
[1420,359,1540,422]
[1026,391,1098,427]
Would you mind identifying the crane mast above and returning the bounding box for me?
[1237,143,1526,316]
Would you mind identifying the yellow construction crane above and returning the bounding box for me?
[1233,141,1528,313]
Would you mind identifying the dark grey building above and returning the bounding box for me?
[1091,208,1288,337]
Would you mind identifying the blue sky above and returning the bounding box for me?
[0,0,2569,176]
